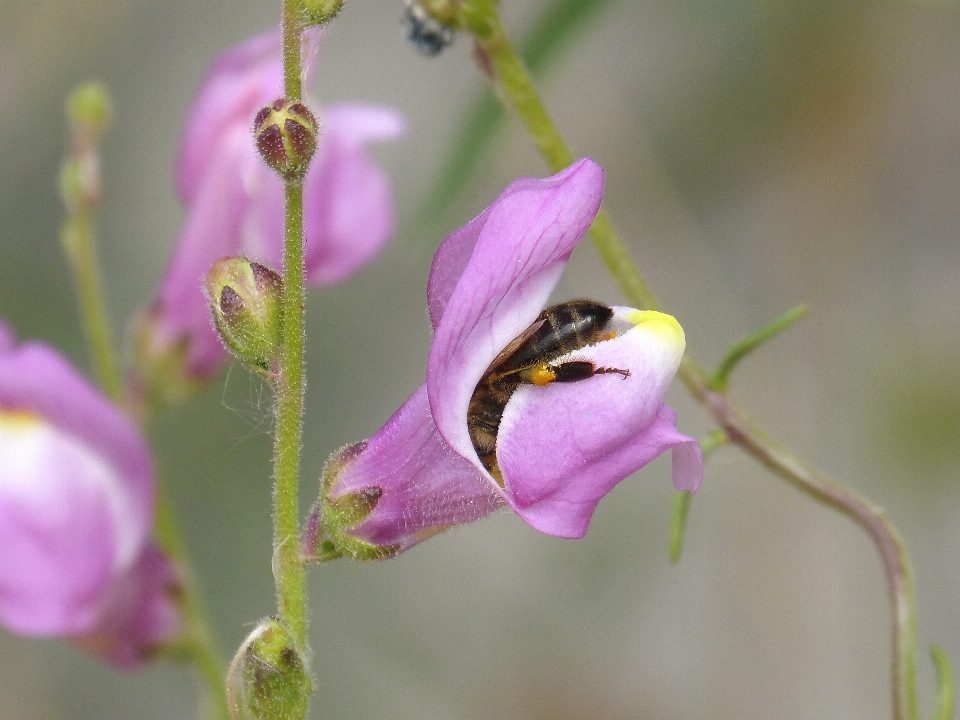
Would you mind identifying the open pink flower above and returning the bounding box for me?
[314,158,703,558]
[0,324,180,667]
[138,26,404,388]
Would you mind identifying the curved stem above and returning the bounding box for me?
[273,0,308,647]
[682,362,917,720]
[464,4,919,718]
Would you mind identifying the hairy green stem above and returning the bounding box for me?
[464,3,920,718]
[273,0,308,646]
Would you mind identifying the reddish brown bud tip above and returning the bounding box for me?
[253,98,318,182]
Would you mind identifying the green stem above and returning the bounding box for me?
[464,4,919,718]
[273,0,308,647]
[929,644,955,720]
[59,86,228,719]
[686,372,918,720]
[154,489,230,720]
[463,5,659,312]
[60,204,124,405]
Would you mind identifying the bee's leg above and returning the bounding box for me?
[591,364,631,379]
[520,361,630,386]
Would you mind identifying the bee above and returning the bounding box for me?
[467,299,630,480]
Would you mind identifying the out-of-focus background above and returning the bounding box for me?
[2,0,959,718]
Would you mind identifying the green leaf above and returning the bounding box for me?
[710,304,808,391]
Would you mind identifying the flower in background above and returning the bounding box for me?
[309,158,703,559]
[0,323,180,668]
[136,27,404,402]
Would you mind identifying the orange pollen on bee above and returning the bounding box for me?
[528,364,557,386]
[601,330,619,341]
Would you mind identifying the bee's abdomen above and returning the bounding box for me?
[502,300,613,370]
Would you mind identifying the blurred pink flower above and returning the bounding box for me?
[140,27,404,383]
[0,323,180,668]
[315,159,703,557]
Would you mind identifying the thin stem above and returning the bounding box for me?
[273,0,308,647]
[464,6,659,312]
[930,644,955,720]
[283,0,303,100]
[59,85,229,718]
[685,371,917,720]
[464,4,919,718]
[60,192,124,405]
[153,489,230,720]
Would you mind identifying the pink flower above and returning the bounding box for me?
[313,159,703,558]
[0,323,180,668]
[138,27,404,386]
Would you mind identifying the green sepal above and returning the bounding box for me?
[234,618,312,720]
[301,443,400,562]
[300,0,343,26]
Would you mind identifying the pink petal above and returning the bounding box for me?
[0,421,141,635]
[425,158,605,476]
[302,104,405,284]
[0,341,153,537]
[175,28,284,203]
[330,384,502,552]
[154,127,250,378]
[75,545,182,669]
[495,314,702,537]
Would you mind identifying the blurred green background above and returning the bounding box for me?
[2,0,960,718]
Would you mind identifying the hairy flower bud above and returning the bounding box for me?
[253,99,318,181]
[204,257,283,375]
[301,0,344,26]
[303,443,398,562]
[231,618,311,720]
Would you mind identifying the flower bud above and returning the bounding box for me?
[204,257,283,375]
[253,99,318,182]
[231,618,311,720]
[66,82,112,145]
[132,312,208,411]
[59,154,101,215]
[301,0,344,26]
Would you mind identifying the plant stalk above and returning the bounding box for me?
[464,4,919,717]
